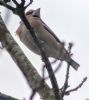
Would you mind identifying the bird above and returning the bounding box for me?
[16,8,80,70]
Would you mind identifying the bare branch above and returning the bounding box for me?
[19,12,60,100]
[12,0,19,6]
[0,0,15,11]
[30,89,36,100]
[65,77,87,95]
[0,15,54,100]
[25,0,33,9]
[61,43,73,97]
[0,1,86,100]
[0,1,60,99]
[42,60,63,80]
[20,0,25,7]
[53,61,63,74]
[62,64,70,96]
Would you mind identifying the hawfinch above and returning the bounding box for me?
[16,8,80,70]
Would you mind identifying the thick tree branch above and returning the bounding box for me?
[0,15,55,100]
[0,0,60,99]
[0,92,19,100]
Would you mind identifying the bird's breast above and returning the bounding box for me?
[19,28,40,54]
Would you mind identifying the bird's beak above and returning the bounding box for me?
[32,8,40,17]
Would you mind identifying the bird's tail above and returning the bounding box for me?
[69,58,80,70]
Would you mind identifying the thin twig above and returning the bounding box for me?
[61,43,73,97]
[0,1,15,11]
[20,0,25,7]
[62,64,70,93]
[53,61,63,73]
[30,89,36,100]
[50,59,57,64]
[65,77,87,95]
[25,0,33,9]
[12,0,19,6]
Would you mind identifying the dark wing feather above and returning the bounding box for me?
[41,19,69,54]
[41,19,62,44]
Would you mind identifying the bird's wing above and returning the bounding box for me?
[41,19,62,44]
[40,19,68,54]
[16,22,25,37]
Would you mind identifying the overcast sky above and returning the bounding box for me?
[0,0,89,100]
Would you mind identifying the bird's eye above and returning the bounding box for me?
[26,10,33,16]
[33,15,39,17]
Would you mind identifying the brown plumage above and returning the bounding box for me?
[16,8,80,70]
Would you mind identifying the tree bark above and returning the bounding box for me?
[0,92,19,100]
[0,15,55,100]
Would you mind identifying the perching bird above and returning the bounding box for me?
[16,8,80,70]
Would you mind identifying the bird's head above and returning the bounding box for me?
[26,8,40,17]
